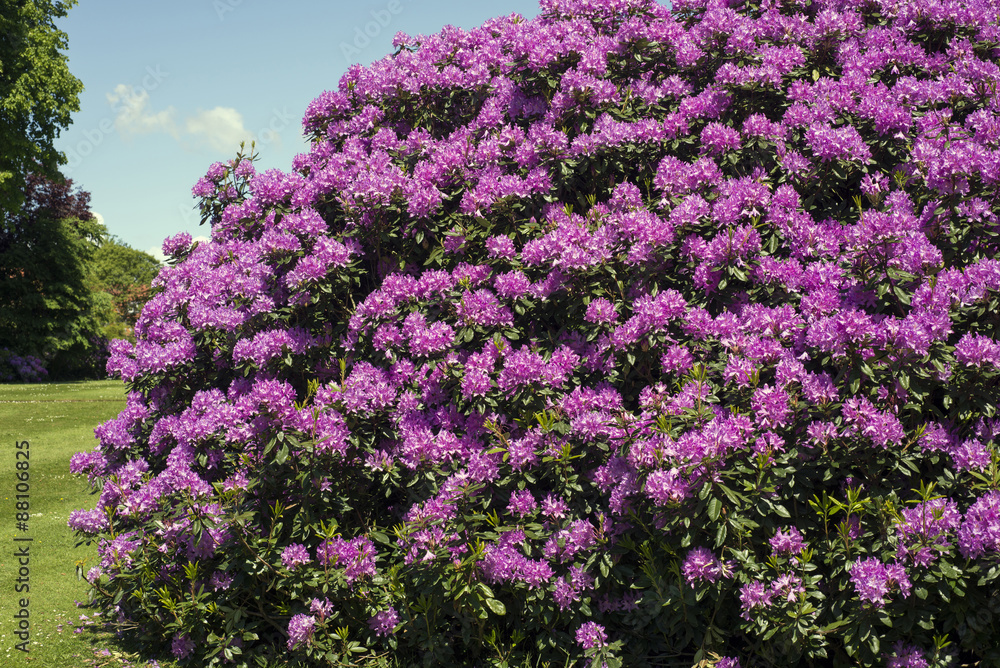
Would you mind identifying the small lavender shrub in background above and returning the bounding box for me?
[0,348,48,382]
[71,0,1000,665]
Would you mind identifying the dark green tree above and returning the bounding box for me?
[0,172,105,378]
[87,238,161,341]
[0,0,83,218]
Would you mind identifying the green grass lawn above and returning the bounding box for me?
[0,380,176,667]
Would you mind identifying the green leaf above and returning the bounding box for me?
[714,521,728,547]
[939,561,962,579]
[708,497,722,521]
[822,618,850,632]
[484,598,506,616]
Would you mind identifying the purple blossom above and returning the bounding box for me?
[805,123,871,163]
[543,519,595,563]
[770,572,805,603]
[954,332,1000,367]
[575,621,607,650]
[585,297,618,324]
[309,598,333,620]
[457,289,513,327]
[751,385,791,429]
[401,312,455,356]
[850,558,911,608]
[681,547,728,584]
[68,509,110,535]
[369,608,400,636]
[171,634,195,659]
[162,232,193,258]
[645,468,689,505]
[210,570,233,591]
[287,614,315,649]
[952,439,992,471]
[701,122,741,155]
[895,498,961,565]
[552,565,593,610]
[481,531,553,589]
[770,527,806,556]
[661,345,694,374]
[739,580,773,620]
[886,642,929,668]
[281,543,311,571]
[486,235,516,259]
[494,270,532,299]
[316,536,377,584]
[508,489,537,516]
[541,493,569,520]
[958,491,1000,559]
[841,396,905,448]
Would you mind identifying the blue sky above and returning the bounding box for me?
[54,0,542,260]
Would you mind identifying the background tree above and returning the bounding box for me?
[0,0,83,219]
[0,172,103,378]
[87,238,162,341]
[0,173,162,378]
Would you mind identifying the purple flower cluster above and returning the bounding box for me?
[958,491,1000,559]
[171,634,194,659]
[0,348,47,382]
[480,529,553,588]
[575,621,607,650]
[368,608,399,636]
[739,581,773,620]
[769,527,806,556]
[70,0,1000,664]
[886,642,929,668]
[681,546,729,585]
[316,536,377,584]
[739,572,806,620]
[281,543,311,571]
[894,498,961,565]
[286,614,315,649]
[850,558,912,608]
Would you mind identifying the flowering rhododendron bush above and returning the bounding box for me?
[71,0,1000,665]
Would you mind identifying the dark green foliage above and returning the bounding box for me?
[0,210,104,377]
[0,0,83,217]
[87,238,162,340]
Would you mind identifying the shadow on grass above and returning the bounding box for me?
[73,617,176,668]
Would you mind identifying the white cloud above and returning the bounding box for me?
[107,84,178,138]
[146,246,168,264]
[184,107,254,153]
[106,84,256,154]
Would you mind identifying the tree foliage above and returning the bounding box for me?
[87,238,162,340]
[0,172,161,378]
[0,0,83,218]
[0,197,103,377]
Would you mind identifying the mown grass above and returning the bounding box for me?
[0,380,176,667]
